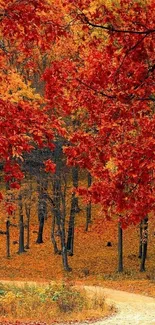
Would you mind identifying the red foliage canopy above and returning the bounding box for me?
[44,0,155,227]
[0,0,154,225]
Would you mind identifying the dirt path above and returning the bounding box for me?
[81,286,155,325]
[0,281,155,325]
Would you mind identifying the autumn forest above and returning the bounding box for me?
[0,0,155,323]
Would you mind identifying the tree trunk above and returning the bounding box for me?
[52,140,71,271]
[18,194,25,254]
[72,167,80,212]
[26,216,30,249]
[67,193,77,255]
[85,172,92,231]
[52,172,61,252]
[62,245,72,271]
[36,178,47,244]
[61,164,72,271]
[53,176,71,270]
[25,204,30,249]
[25,175,33,249]
[61,217,72,272]
[36,201,45,243]
[44,192,60,254]
[6,219,10,258]
[118,221,123,272]
[138,220,143,258]
[140,217,148,272]
[51,214,60,254]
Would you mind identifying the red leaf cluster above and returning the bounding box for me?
[44,159,56,173]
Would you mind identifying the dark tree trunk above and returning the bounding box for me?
[51,142,63,253]
[118,221,123,272]
[53,176,61,227]
[85,172,92,231]
[6,220,10,258]
[24,175,33,249]
[36,207,45,243]
[26,216,30,249]
[25,204,30,249]
[51,140,71,271]
[58,177,71,271]
[140,217,148,272]
[44,178,48,220]
[18,194,25,254]
[138,220,143,258]
[72,166,78,188]
[53,175,71,270]
[36,178,47,244]
[67,193,77,255]
[72,167,80,213]
[52,172,61,250]
[44,192,60,254]
[61,216,72,272]
[51,214,60,254]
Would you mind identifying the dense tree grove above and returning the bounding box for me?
[0,0,154,272]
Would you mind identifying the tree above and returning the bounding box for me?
[43,0,155,271]
[47,0,155,228]
[0,0,66,212]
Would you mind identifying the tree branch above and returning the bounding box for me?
[76,78,155,103]
[76,78,116,99]
[82,15,155,35]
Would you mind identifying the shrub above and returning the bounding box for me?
[0,282,110,323]
[50,283,85,313]
[0,283,86,320]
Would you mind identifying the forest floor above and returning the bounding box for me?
[0,195,155,299]
[0,200,155,324]
[0,214,155,297]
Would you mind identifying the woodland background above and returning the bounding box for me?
[0,0,155,297]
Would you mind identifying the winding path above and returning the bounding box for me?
[80,286,155,325]
[0,281,155,324]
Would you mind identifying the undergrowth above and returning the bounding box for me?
[0,282,112,323]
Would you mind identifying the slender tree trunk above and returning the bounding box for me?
[6,182,11,257]
[60,214,72,272]
[51,214,60,254]
[18,194,25,254]
[44,178,48,220]
[36,178,47,244]
[24,176,33,249]
[61,166,72,271]
[44,191,60,254]
[36,206,45,243]
[52,140,71,271]
[72,167,80,212]
[67,193,76,255]
[140,217,148,272]
[51,142,64,252]
[53,174,71,270]
[52,172,61,250]
[118,221,123,272]
[138,220,143,258]
[25,205,30,249]
[85,172,92,231]
[26,216,30,249]
[6,219,10,258]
